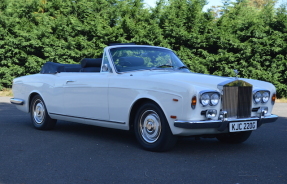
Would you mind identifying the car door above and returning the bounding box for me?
[60,72,110,121]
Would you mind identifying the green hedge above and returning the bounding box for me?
[0,0,286,97]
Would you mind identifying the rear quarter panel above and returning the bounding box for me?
[12,74,63,113]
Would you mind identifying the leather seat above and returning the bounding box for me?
[119,57,144,67]
[80,58,102,72]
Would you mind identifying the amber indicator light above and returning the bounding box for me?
[272,93,276,102]
[170,115,177,119]
[191,96,197,106]
[173,99,178,102]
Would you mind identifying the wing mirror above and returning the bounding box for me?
[102,64,109,72]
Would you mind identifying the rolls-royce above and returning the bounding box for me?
[10,44,278,151]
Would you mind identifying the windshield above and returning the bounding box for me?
[109,47,190,73]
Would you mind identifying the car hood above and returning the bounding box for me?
[130,71,275,91]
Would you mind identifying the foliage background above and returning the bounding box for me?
[0,0,286,97]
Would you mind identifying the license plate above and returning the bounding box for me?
[229,121,257,132]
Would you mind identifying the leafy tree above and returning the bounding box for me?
[0,0,286,97]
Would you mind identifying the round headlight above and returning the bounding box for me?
[200,93,210,106]
[262,92,269,103]
[254,91,262,103]
[210,93,220,106]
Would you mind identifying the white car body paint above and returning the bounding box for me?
[11,45,278,136]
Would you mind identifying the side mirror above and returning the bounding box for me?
[102,64,109,72]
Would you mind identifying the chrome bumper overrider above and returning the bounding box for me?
[174,114,278,131]
[10,98,24,105]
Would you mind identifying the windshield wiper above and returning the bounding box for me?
[151,64,174,70]
[178,66,188,69]
[157,64,174,68]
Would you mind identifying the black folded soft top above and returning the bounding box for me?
[40,62,81,74]
[40,58,102,74]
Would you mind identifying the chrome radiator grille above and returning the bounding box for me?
[222,86,252,119]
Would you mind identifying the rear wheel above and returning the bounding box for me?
[216,131,252,144]
[134,102,177,152]
[30,95,57,130]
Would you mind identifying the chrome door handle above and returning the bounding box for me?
[66,80,75,84]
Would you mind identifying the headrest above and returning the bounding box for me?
[40,62,65,74]
[81,58,102,68]
[119,57,144,67]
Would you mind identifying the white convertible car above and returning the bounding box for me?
[11,44,278,151]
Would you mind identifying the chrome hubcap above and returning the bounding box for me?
[33,100,45,124]
[139,110,161,143]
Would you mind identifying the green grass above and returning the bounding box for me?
[0,88,13,97]
[276,97,287,103]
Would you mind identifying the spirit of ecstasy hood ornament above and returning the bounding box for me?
[233,69,239,80]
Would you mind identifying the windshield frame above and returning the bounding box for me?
[107,45,190,74]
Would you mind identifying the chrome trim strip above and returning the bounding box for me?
[217,79,252,91]
[10,98,24,105]
[174,114,278,129]
[253,89,270,93]
[49,113,126,124]
[175,117,260,125]
[107,46,183,74]
[217,79,236,90]
[199,90,221,107]
[199,90,220,96]
[252,89,270,104]
[259,114,278,124]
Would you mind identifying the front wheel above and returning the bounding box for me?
[30,95,57,130]
[216,131,252,144]
[134,102,177,152]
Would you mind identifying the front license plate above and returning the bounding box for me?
[229,121,257,132]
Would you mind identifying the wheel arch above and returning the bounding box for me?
[28,92,41,112]
[131,98,178,151]
[129,98,166,131]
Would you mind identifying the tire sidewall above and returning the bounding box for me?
[134,102,175,151]
[30,95,49,129]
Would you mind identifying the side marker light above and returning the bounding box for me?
[191,96,196,109]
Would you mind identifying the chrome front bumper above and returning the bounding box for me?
[10,98,24,105]
[174,114,278,131]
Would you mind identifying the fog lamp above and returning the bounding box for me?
[206,109,217,119]
[260,107,268,114]
[257,107,268,117]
